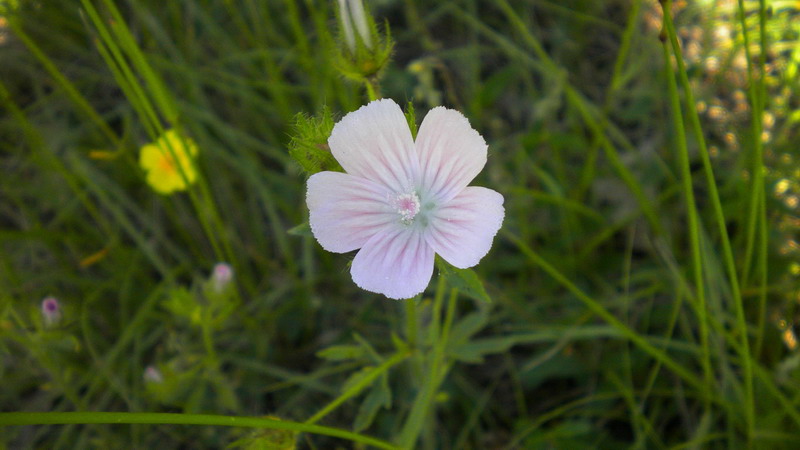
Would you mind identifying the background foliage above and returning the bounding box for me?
[2,0,800,448]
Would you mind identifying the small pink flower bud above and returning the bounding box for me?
[41,296,61,327]
[211,262,234,292]
[143,365,164,383]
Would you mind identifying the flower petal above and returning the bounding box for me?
[139,144,161,170]
[307,171,396,253]
[415,107,487,203]
[426,187,504,269]
[328,99,419,192]
[351,228,434,300]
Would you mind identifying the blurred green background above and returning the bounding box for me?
[2,0,800,448]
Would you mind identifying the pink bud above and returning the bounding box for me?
[41,296,61,327]
[143,366,163,383]
[211,262,234,292]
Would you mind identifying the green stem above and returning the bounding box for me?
[663,2,755,440]
[736,0,765,289]
[364,76,381,101]
[660,16,713,409]
[7,20,121,147]
[0,412,398,450]
[398,286,457,449]
[304,351,409,426]
[405,298,418,350]
[492,0,665,236]
[505,231,704,393]
[201,312,219,368]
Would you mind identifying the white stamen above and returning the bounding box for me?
[394,192,421,225]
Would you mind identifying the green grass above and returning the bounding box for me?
[2,0,800,448]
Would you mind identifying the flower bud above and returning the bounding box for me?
[143,365,164,383]
[333,0,393,84]
[41,296,61,327]
[348,0,373,50]
[211,262,234,293]
[337,0,357,53]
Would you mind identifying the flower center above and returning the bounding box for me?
[394,192,421,225]
[158,153,177,173]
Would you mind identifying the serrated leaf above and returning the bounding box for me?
[436,258,491,304]
[316,344,366,361]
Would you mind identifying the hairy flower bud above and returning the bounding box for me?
[41,296,61,327]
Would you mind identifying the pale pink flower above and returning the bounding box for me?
[307,99,504,299]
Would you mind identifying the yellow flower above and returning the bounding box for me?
[139,129,198,194]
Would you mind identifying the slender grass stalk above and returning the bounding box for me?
[304,351,409,426]
[81,0,239,269]
[736,0,770,360]
[78,286,171,405]
[660,16,713,414]
[0,81,111,236]
[505,231,704,393]
[737,0,767,291]
[96,0,178,123]
[504,392,622,449]
[405,298,418,351]
[576,0,642,200]
[0,412,399,450]
[492,0,665,237]
[662,2,755,440]
[7,20,121,146]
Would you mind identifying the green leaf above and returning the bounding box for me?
[162,287,201,325]
[405,101,417,139]
[390,332,409,353]
[436,258,491,304]
[316,344,366,361]
[353,374,391,432]
[287,222,312,237]
[341,365,376,393]
[448,336,517,364]
[288,106,342,175]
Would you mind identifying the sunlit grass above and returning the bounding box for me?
[2,0,800,448]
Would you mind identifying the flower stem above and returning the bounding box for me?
[405,297,418,350]
[398,283,457,449]
[304,351,409,426]
[201,311,219,369]
[0,412,398,450]
[663,1,755,441]
[364,76,381,101]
